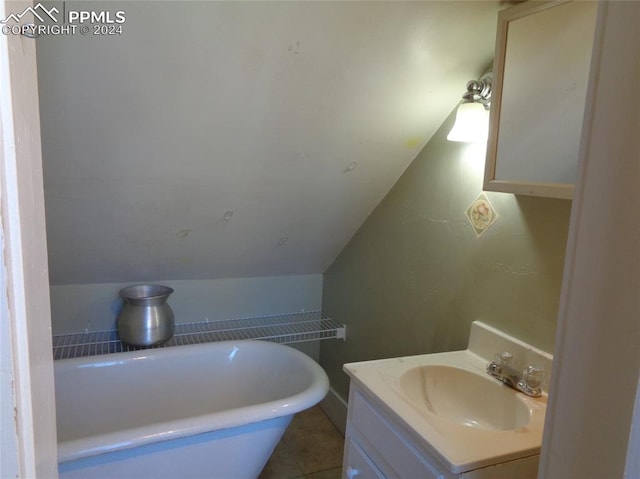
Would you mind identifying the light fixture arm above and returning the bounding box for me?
[461,72,492,110]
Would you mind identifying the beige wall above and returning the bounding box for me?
[320,110,572,400]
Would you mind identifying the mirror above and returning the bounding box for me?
[484,0,597,199]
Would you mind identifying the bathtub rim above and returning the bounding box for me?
[55,340,329,463]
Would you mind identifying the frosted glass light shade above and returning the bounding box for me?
[447,102,490,143]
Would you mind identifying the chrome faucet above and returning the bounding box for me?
[486,352,543,398]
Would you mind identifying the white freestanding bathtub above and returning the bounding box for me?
[54,340,329,479]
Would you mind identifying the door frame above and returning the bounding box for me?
[0,0,58,476]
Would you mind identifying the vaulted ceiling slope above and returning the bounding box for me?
[38,1,500,285]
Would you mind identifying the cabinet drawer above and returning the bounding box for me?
[343,437,385,479]
[350,391,451,479]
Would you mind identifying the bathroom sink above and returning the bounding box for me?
[399,365,531,431]
[343,322,550,473]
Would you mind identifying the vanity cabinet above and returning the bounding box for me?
[343,385,539,479]
[483,0,598,199]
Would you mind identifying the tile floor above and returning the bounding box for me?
[258,406,344,479]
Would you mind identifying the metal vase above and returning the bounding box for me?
[117,284,175,347]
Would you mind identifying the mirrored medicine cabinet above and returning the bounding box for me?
[484,0,598,200]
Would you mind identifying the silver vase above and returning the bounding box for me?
[117,284,175,347]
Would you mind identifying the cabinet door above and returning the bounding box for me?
[348,390,454,479]
[343,438,385,479]
[484,0,597,199]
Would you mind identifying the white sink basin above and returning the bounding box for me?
[399,365,531,431]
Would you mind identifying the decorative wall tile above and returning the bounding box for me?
[465,193,499,238]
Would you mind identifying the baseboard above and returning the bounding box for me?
[319,387,348,436]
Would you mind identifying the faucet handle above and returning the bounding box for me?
[495,351,513,367]
[516,365,544,397]
[522,366,543,390]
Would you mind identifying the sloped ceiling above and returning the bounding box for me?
[38,1,501,285]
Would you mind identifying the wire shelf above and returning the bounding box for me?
[52,311,345,360]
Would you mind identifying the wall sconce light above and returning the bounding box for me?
[447,72,492,143]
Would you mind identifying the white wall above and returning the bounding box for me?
[50,274,323,334]
[37,1,501,287]
[539,2,640,478]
